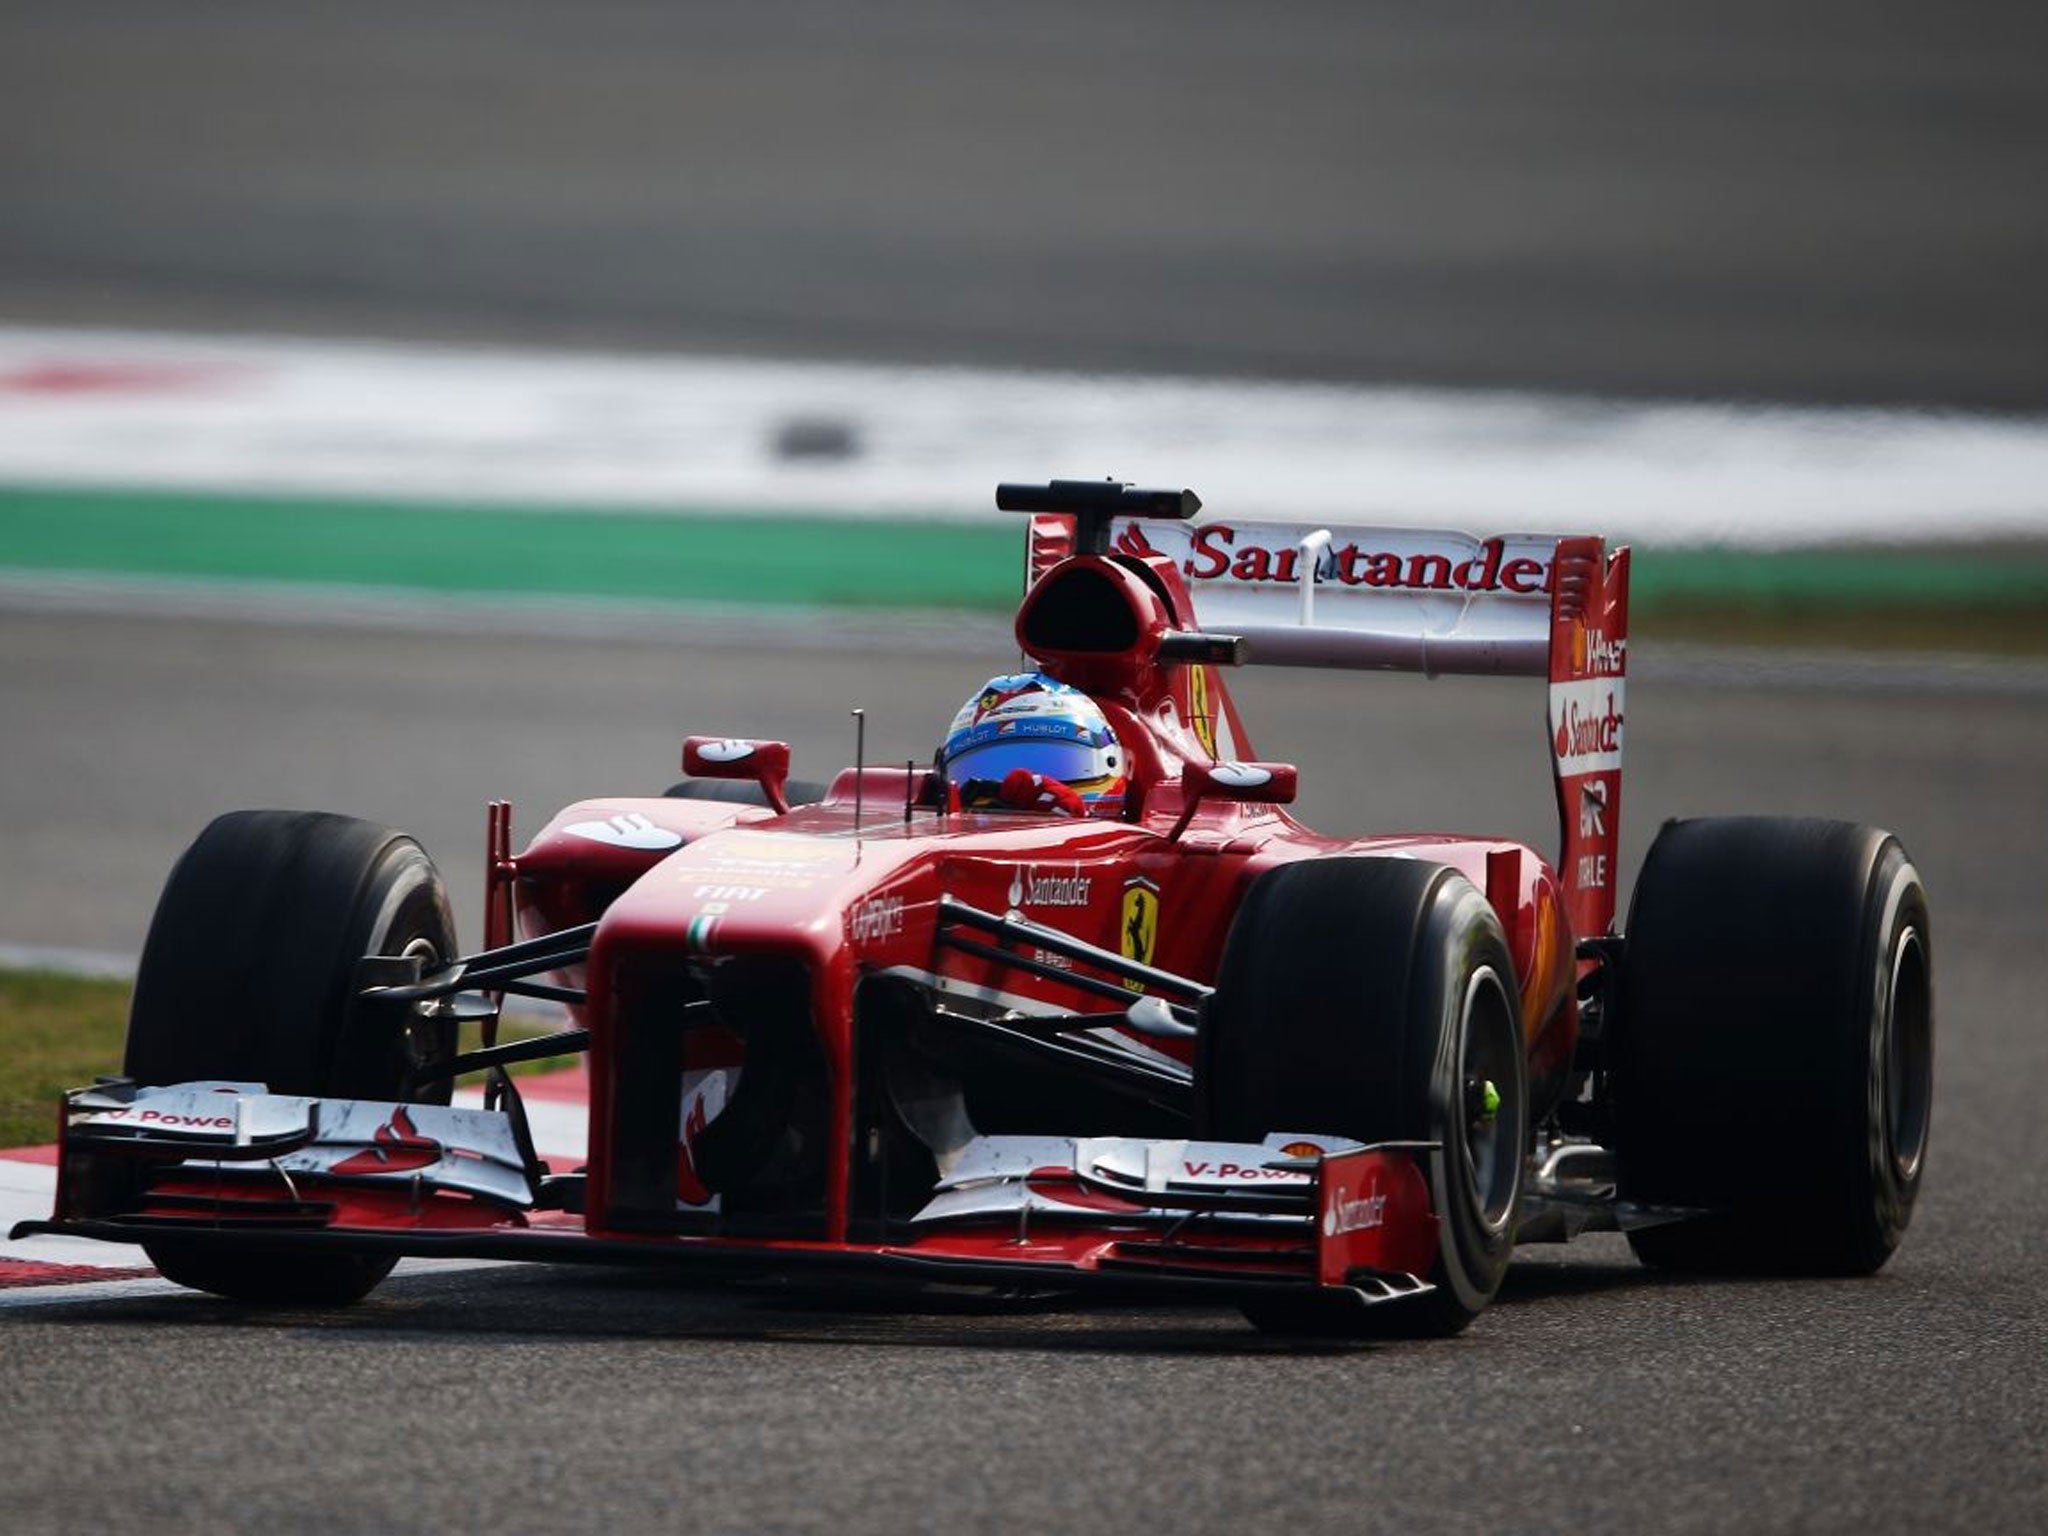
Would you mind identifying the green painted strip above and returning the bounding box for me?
[0,485,1021,611]
[1,484,2043,614]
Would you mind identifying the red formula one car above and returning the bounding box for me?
[19,482,1934,1336]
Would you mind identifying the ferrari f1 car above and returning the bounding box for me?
[18,481,1934,1337]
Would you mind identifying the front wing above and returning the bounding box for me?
[15,1083,1444,1313]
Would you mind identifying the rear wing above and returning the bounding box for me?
[1024,512,1630,936]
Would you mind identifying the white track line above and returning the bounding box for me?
[3,324,2046,546]
[0,1159,132,1269]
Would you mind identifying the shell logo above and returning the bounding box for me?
[1209,762,1271,790]
[1280,1140,1325,1159]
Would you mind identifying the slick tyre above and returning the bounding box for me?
[1615,818,1932,1275]
[125,810,458,1305]
[1201,858,1528,1338]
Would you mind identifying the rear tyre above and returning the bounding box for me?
[1201,858,1528,1338]
[125,810,458,1304]
[663,779,829,809]
[1615,817,1932,1275]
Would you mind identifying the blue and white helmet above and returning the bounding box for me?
[940,673,1127,813]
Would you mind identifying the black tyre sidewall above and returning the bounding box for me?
[1416,879,1527,1318]
[126,811,457,1100]
[124,810,456,1303]
[1845,841,1933,1267]
[1202,857,1527,1335]
[1617,817,1932,1274]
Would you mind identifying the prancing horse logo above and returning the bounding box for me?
[1120,878,1159,992]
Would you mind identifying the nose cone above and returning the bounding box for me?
[597,825,872,962]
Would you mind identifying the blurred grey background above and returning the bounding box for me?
[4,0,2045,407]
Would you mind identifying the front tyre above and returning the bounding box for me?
[125,810,458,1304]
[1201,858,1528,1338]
[1615,817,1933,1274]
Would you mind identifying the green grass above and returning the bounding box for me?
[0,969,130,1148]
[0,967,580,1149]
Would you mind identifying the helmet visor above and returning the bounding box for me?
[948,736,1110,789]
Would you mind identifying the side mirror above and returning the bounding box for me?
[1184,759,1298,804]
[682,737,794,814]
[1173,759,1298,839]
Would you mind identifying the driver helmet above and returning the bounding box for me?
[940,672,1127,815]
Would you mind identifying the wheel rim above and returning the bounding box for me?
[394,931,448,1097]
[1458,966,1522,1231]
[1884,926,1933,1184]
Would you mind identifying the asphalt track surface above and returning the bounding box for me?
[5,1,2048,410]
[2,607,2046,1535]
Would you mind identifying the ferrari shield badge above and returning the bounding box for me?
[1121,877,1160,989]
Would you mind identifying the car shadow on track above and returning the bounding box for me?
[12,1273,1348,1355]
[12,1247,1672,1356]
[1494,1255,1663,1308]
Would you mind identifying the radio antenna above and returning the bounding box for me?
[850,709,866,832]
[903,758,915,824]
